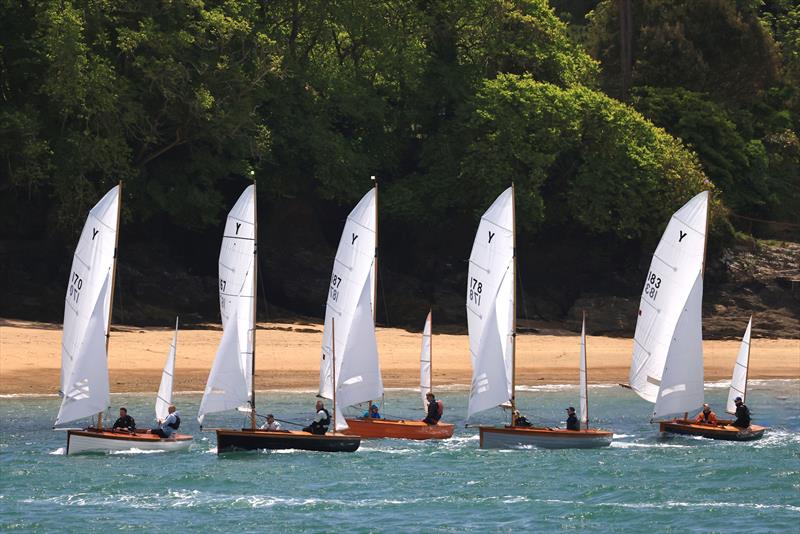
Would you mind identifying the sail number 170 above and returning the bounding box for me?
[643,271,661,301]
[68,272,83,304]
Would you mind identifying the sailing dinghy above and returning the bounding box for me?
[198,184,359,453]
[628,191,764,441]
[56,184,191,454]
[659,316,765,440]
[468,186,611,449]
[319,185,453,440]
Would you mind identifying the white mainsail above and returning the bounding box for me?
[198,308,249,424]
[218,185,256,403]
[630,191,708,418]
[56,276,111,425]
[318,188,377,399]
[335,275,384,409]
[467,188,515,419]
[155,317,178,422]
[579,314,588,428]
[60,185,119,396]
[726,316,753,415]
[420,310,432,410]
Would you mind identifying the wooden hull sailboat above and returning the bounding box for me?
[198,185,360,453]
[658,420,766,441]
[66,429,193,455]
[216,429,360,453]
[480,427,613,449]
[342,419,454,440]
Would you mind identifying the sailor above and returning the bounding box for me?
[731,397,751,428]
[566,407,579,431]
[422,392,443,425]
[694,403,718,425]
[150,405,180,438]
[362,404,381,419]
[260,414,282,431]
[512,410,532,427]
[303,400,330,435]
[112,407,136,432]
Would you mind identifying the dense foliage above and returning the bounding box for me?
[1,0,796,324]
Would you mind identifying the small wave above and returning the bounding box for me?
[109,448,166,455]
[610,441,690,449]
[48,447,65,455]
[599,501,800,512]
[0,393,59,398]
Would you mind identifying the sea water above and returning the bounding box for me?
[1,380,798,532]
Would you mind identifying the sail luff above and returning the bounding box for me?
[250,181,258,430]
[726,316,753,415]
[510,182,517,421]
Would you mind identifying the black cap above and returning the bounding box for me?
[735,397,743,402]
[567,406,575,411]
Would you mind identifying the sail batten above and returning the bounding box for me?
[630,191,709,411]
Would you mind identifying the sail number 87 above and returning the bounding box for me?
[330,274,343,302]
[469,277,483,305]
[643,271,661,301]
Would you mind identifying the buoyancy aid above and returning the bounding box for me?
[167,415,181,430]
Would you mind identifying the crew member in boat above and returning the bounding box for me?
[362,404,381,419]
[731,397,751,428]
[303,400,330,434]
[512,410,532,427]
[566,407,579,431]
[422,392,443,425]
[694,403,718,425]
[260,414,282,431]
[149,405,181,438]
[112,407,136,432]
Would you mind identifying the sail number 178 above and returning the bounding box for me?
[469,277,483,306]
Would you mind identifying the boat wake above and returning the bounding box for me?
[49,447,66,455]
[109,448,166,455]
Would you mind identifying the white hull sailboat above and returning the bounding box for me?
[56,184,191,455]
[198,183,360,453]
[467,186,610,449]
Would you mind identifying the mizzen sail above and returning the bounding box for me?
[420,310,432,410]
[726,316,752,415]
[155,317,178,422]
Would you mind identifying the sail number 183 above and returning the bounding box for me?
[643,271,661,301]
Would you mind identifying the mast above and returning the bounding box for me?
[97,180,122,430]
[250,178,258,430]
[369,176,378,412]
[510,182,517,425]
[332,317,337,433]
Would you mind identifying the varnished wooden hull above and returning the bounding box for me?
[66,429,193,455]
[215,429,361,453]
[342,418,455,440]
[479,426,613,449]
[659,419,766,441]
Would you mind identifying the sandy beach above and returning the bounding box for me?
[1,318,797,395]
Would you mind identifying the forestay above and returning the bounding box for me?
[155,317,178,422]
[218,185,256,402]
[726,316,752,415]
[60,185,119,397]
[630,191,708,418]
[467,188,515,419]
[419,311,432,410]
[198,308,249,424]
[319,188,377,400]
[56,277,111,426]
[579,315,588,428]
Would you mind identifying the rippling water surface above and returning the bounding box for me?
[1,380,798,532]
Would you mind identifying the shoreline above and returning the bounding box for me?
[2,319,798,395]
